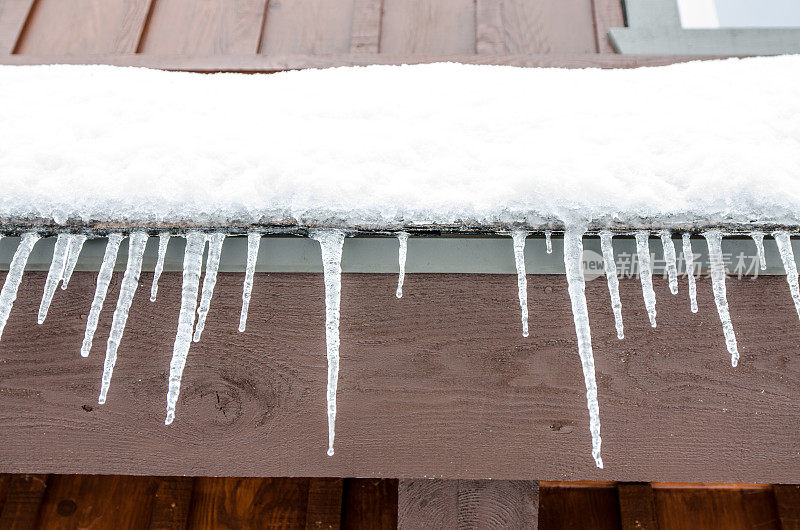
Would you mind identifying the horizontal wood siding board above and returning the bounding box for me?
[0,0,35,54]
[1,272,800,481]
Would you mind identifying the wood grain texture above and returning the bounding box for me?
[539,483,620,529]
[618,483,658,530]
[305,478,342,530]
[653,487,781,529]
[592,0,625,53]
[0,0,35,54]
[380,0,476,54]
[149,477,194,530]
[341,479,397,530]
[138,0,268,55]
[0,474,48,529]
[476,0,597,54]
[13,0,152,55]
[2,271,800,482]
[349,0,382,54]
[259,0,355,55]
[774,485,800,530]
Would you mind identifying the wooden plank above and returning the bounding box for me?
[305,478,343,530]
[34,475,156,529]
[475,0,504,55]
[259,0,355,55]
[0,0,35,54]
[774,485,800,530]
[0,474,48,529]
[0,52,717,71]
[653,487,781,529]
[138,0,268,55]
[398,479,538,529]
[149,477,194,530]
[618,482,658,530]
[350,0,382,54]
[380,0,476,54]
[4,272,800,481]
[592,0,625,53]
[186,478,310,528]
[539,482,620,529]
[342,479,397,530]
[13,0,152,55]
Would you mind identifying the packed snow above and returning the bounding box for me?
[0,57,799,230]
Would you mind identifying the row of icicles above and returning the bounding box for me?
[0,227,797,467]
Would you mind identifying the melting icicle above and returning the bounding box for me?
[751,231,767,271]
[61,234,86,289]
[682,234,698,313]
[395,232,408,298]
[773,231,800,322]
[563,227,603,469]
[37,234,70,324]
[703,231,739,367]
[193,232,225,342]
[310,229,346,457]
[0,232,39,341]
[511,230,529,338]
[238,232,260,332]
[81,233,123,358]
[660,230,678,295]
[165,232,206,425]
[545,230,553,254]
[635,231,657,328]
[98,232,148,404]
[599,231,624,339]
[150,234,170,302]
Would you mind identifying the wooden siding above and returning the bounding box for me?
[1,271,800,481]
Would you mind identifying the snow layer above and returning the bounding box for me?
[1,57,799,228]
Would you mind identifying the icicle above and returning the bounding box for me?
[238,232,260,332]
[751,231,767,270]
[150,234,170,302]
[599,231,624,339]
[682,234,699,313]
[37,234,70,324]
[773,231,800,322]
[563,226,603,469]
[310,229,346,457]
[703,231,739,367]
[61,234,86,289]
[193,232,225,342]
[395,232,409,298]
[511,230,529,338]
[545,230,553,254]
[165,232,206,425]
[660,230,678,295]
[0,232,39,341]
[81,233,123,358]
[635,231,657,328]
[98,231,148,404]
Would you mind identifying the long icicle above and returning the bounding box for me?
[703,230,739,367]
[751,231,767,270]
[635,231,657,327]
[773,231,800,321]
[511,229,529,337]
[98,231,148,404]
[0,232,39,341]
[396,232,409,298]
[310,229,346,457]
[61,234,87,289]
[599,231,624,339]
[81,233,123,357]
[165,231,206,425]
[564,226,603,469]
[238,232,260,332]
[150,234,170,302]
[37,234,71,324]
[193,232,225,342]
[660,230,679,295]
[682,233,699,313]
[545,230,553,254]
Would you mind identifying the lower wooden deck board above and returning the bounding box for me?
[1,271,799,481]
